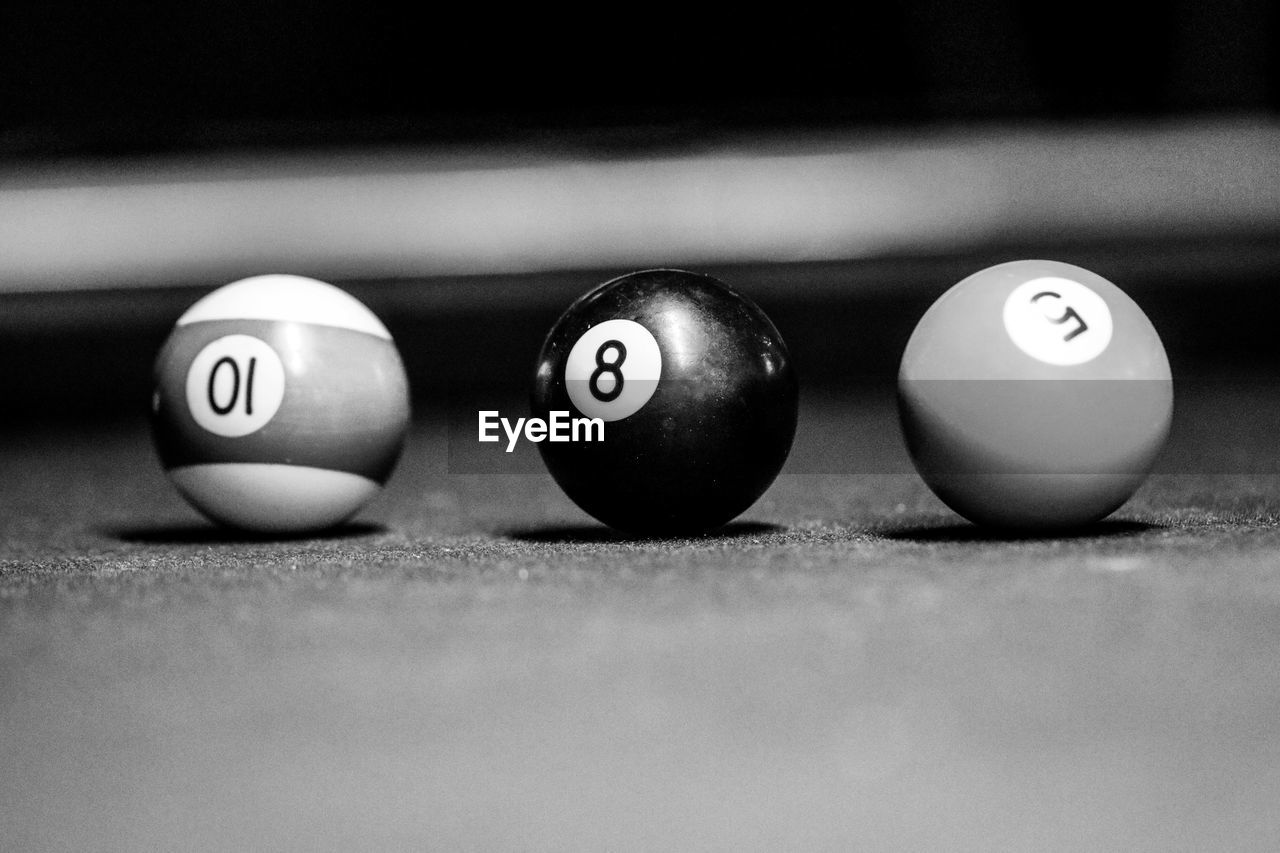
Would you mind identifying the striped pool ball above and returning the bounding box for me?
[151,275,410,533]
[898,260,1173,531]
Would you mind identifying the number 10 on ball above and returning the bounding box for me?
[151,274,410,533]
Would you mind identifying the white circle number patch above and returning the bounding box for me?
[1003,277,1113,366]
[185,335,286,436]
[564,319,662,421]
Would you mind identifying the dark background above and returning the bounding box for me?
[2,1,1276,160]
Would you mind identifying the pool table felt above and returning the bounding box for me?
[4,378,1280,851]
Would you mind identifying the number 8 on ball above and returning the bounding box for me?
[563,319,662,421]
[532,269,799,535]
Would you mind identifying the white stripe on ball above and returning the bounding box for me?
[168,463,383,533]
[177,274,392,339]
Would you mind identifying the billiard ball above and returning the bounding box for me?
[898,259,1173,531]
[532,269,798,535]
[151,274,410,533]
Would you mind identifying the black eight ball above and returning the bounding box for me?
[531,269,798,534]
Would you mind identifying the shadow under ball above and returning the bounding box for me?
[532,269,799,535]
